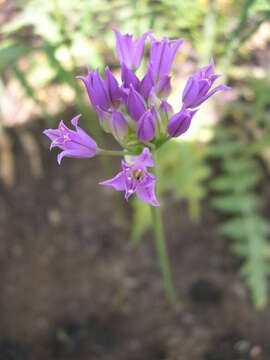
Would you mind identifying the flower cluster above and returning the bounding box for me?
[44,30,230,206]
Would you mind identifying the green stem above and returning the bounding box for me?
[150,205,176,302]
[98,149,132,157]
[151,151,176,302]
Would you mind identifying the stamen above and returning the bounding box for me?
[132,168,144,181]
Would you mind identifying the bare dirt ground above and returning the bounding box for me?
[0,120,270,360]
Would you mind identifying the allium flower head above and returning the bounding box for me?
[100,148,159,206]
[43,29,231,304]
[43,115,97,164]
[45,30,230,205]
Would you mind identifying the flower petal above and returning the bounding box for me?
[150,37,184,81]
[57,149,94,165]
[133,147,154,168]
[182,76,199,108]
[136,180,159,206]
[139,66,154,99]
[195,84,231,107]
[127,85,147,121]
[43,128,61,142]
[136,110,155,142]
[105,66,122,104]
[99,171,126,191]
[114,29,148,70]
[121,64,139,90]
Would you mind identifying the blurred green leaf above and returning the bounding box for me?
[0,42,31,73]
[131,198,151,244]
[210,122,270,309]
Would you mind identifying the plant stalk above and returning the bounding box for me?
[151,150,176,302]
[150,205,176,302]
[98,149,133,157]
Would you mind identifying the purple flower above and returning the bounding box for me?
[150,36,184,82]
[43,115,97,164]
[78,66,121,111]
[157,75,171,97]
[136,108,155,142]
[139,65,155,100]
[114,29,149,70]
[182,58,230,108]
[110,110,128,142]
[100,148,159,206]
[127,85,147,121]
[78,68,110,111]
[105,66,122,105]
[121,64,140,90]
[168,107,197,137]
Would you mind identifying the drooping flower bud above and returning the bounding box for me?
[168,107,197,137]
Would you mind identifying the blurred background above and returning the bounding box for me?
[1,0,270,359]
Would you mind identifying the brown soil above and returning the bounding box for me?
[0,121,270,360]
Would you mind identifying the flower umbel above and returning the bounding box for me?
[45,30,230,190]
[100,148,159,206]
[43,115,97,165]
[43,29,231,302]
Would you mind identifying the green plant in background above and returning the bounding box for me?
[209,125,270,309]
[209,73,270,309]
[1,0,104,133]
[201,0,270,309]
